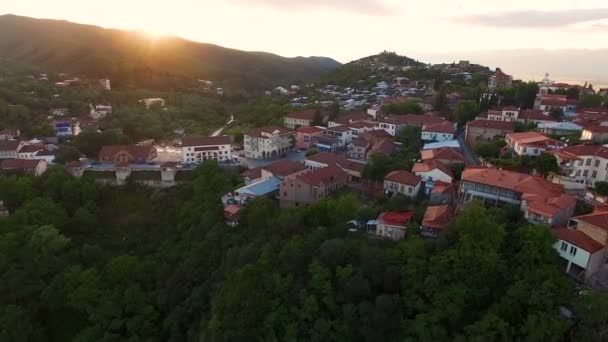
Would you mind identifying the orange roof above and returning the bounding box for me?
[526,194,577,217]
[422,121,455,134]
[552,227,605,253]
[246,126,292,138]
[382,114,445,127]
[466,120,514,130]
[243,166,263,180]
[286,109,318,120]
[384,170,421,186]
[332,112,371,125]
[422,205,453,230]
[431,180,457,194]
[574,211,608,232]
[262,160,306,177]
[506,132,564,148]
[182,136,231,147]
[297,126,325,134]
[297,164,348,187]
[549,145,608,161]
[412,160,453,177]
[1,159,43,170]
[378,211,413,227]
[421,147,466,163]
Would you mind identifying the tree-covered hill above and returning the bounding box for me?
[0,14,341,91]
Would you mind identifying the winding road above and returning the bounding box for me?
[210,114,235,137]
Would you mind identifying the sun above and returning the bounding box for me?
[139,28,168,41]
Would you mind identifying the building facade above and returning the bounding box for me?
[181,136,233,163]
[244,126,294,159]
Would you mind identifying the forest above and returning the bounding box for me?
[1,163,606,342]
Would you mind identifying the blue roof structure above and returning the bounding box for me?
[236,176,282,197]
[423,140,460,150]
[538,122,583,131]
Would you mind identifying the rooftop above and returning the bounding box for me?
[466,119,515,131]
[384,170,422,186]
[98,145,155,161]
[422,205,453,230]
[378,211,413,227]
[412,160,453,177]
[297,164,348,187]
[423,121,455,134]
[296,126,325,134]
[552,227,605,254]
[285,109,318,121]
[182,136,231,147]
[246,126,292,138]
[262,160,306,178]
[0,140,21,151]
[421,147,466,163]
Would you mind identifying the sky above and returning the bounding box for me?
[2,0,608,83]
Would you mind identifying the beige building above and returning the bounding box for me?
[181,136,233,163]
[465,119,514,147]
[383,170,422,199]
[284,109,321,129]
[376,211,414,241]
[244,126,294,159]
[279,164,349,207]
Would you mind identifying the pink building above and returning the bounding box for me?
[295,126,324,150]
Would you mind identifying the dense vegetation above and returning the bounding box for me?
[0,15,340,93]
[1,164,605,341]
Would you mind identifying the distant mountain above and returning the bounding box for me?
[0,14,341,91]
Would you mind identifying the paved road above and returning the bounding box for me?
[456,129,480,165]
[210,114,235,137]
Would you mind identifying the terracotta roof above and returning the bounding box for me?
[422,205,453,230]
[378,211,413,227]
[18,144,43,153]
[382,114,445,127]
[224,204,241,219]
[98,145,155,161]
[246,126,293,138]
[526,194,577,217]
[520,109,556,122]
[360,129,393,141]
[549,145,608,160]
[305,152,365,173]
[573,211,608,232]
[552,227,605,253]
[541,98,567,106]
[182,136,231,147]
[297,126,325,134]
[0,140,21,151]
[297,164,348,187]
[421,147,466,164]
[369,139,397,156]
[384,170,422,186]
[332,112,371,125]
[412,160,453,177]
[243,166,264,180]
[262,160,306,177]
[348,120,376,129]
[461,167,564,197]
[423,121,455,134]
[1,159,43,170]
[506,132,564,148]
[466,120,514,130]
[583,125,608,134]
[351,137,369,147]
[286,109,317,120]
[327,125,352,133]
[431,180,457,194]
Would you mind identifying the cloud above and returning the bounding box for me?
[450,8,608,28]
[226,0,399,16]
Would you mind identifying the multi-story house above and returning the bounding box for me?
[284,109,322,129]
[0,140,25,159]
[325,125,354,148]
[17,144,44,159]
[581,125,608,143]
[550,145,608,187]
[486,107,519,122]
[244,126,294,159]
[537,122,583,136]
[552,207,608,280]
[0,159,47,176]
[376,114,445,136]
[488,69,513,90]
[465,119,514,148]
[98,145,157,164]
[295,126,324,150]
[420,147,466,166]
[383,170,422,199]
[0,129,20,141]
[279,164,349,207]
[412,160,453,184]
[421,205,454,238]
[181,136,233,163]
[517,109,556,125]
[460,167,576,227]
[505,132,565,157]
[376,211,413,241]
[421,121,456,142]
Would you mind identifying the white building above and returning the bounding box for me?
[486,107,519,122]
[99,78,111,91]
[383,170,422,199]
[421,121,456,142]
[412,161,453,184]
[244,126,294,159]
[505,132,565,157]
[139,98,165,109]
[550,145,608,187]
[181,136,233,163]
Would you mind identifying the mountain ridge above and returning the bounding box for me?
[0,14,341,91]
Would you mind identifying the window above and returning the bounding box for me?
[569,246,577,256]
[593,170,598,178]
[560,242,567,251]
[576,170,581,177]
[578,160,583,166]
[586,159,591,166]
[583,170,589,177]
[596,160,601,167]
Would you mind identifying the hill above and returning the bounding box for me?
[0,14,341,91]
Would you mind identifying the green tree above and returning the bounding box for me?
[549,108,564,121]
[454,100,480,123]
[578,94,604,108]
[535,153,560,177]
[54,145,81,164]
[595,181,608,196]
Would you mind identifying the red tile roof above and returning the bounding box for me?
[182,136,231,147]
[0,140,21,152]
[286,109,317,120]
[1,159,43,170]
[384,170,422,186]
[98,145,156,162]
[431,180,457,195]
[297,164,348,187]
[423,121,455,134]
[297,126,325,134]
[552,227,605,253]
[327,125,352,133]
[412,160,453,177]
[541,98,567,107]
[506,132,564,149]
[520,109,556,122]
[549,145,608,161]
[422,205,453,230]
[262,160,306,177]
[573,211,608,232]
[243,166,264,180]
[360,129,393,141]
[348,121,376,129]
[18,144,44,153]
[421,147,466,164]
[466,120,515,130]
[378,211,413,227]
[332,112,371,125]
[246,126,293,138]
[583,125,608,134]
[382,114,445,127]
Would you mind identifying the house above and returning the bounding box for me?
[17,144,44,159]
[181,136,233,163]
[0,159,47,176]
[325,125,354,148]
[421,205,454,238]
[376,211,414,241]
[279,164,349,207]
[376,114,445,136]
[581,125,608,143]
[412,160,454,184]
[552,207,608,279]
[99,78,111,91]
[295,126,325,150]
[0,129,20,141]
[328,112,372,127]
[537,122,582,136]
[347,120,377,136]
[242,166,264,185]
[465,120,514,147]
[314,134,342,152]
[284,109,323,129]
[53,119,81,137]
[429,180,457,205]
[304,152,366,180]
[539,94,568,114]
[549,145,608,187]
[505,132,565,156]
[421,121,456,142]
[488,69,513,90]
[98,145,157,164]
[224,176,283,206]
[486,107,519,122]
[224,204,241,228]
[420,147,466,166]
[244,126,294,159]
[518,109,556,125]
[459,167,576,227]
[261,160,307,180]
[0,140,25,159]
[348,138,370,160]
[383,170,422,199]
